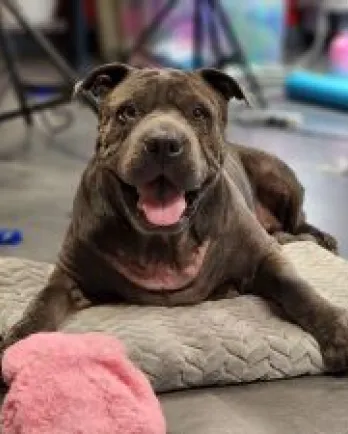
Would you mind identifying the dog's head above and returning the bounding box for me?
[75,63,249,236]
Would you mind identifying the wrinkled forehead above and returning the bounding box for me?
[105,68,218,110]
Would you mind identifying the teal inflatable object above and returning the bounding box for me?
[285,71,348,111]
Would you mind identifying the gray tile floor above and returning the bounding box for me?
[1,90,348,262]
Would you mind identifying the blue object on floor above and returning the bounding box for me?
[285,71,348,111]
[0,229,23,246]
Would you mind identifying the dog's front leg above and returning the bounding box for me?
[0,267,89,363]
[0,267,88,389]
[252,248,348,373]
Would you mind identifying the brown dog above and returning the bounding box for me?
[1,64,346,376]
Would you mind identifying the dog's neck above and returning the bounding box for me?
[109,238,211,292]
[101,222,203,270]
[72,163,231,274]
[84,212,210,291]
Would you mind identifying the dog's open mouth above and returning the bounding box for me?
[137,178,186,226]
[120,176,200,229]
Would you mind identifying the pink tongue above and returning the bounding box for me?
[137,182,186,226]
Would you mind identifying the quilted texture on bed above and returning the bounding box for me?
[1,242,348,393]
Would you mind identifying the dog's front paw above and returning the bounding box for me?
[0,370,7,393]
[0,334,6,363]
[0,336,8,392]
[316,232,338,254]
[320,311,348,373]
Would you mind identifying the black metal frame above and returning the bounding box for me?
[122,0,267,108]
[0,0,97,125]
[0,0,267,126]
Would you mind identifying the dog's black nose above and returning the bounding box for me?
[145,137,184,159]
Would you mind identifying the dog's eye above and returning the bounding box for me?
[192,105,208,120]
[117,104,137,124]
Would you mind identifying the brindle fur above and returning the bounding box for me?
[1,64,346,385]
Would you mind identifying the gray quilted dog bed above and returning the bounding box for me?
[1,241,347,393]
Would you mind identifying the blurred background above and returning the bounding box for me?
[0,0,348,261]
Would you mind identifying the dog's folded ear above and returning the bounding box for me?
[197,68,252,106]
[73,63,134,99]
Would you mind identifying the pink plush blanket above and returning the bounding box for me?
[1,332,166,434]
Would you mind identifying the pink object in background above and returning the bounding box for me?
[1,332,166,434]
[329,31,348,76]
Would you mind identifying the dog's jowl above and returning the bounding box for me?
[1,63,347,374]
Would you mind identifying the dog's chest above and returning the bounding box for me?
[111,242,209,291]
